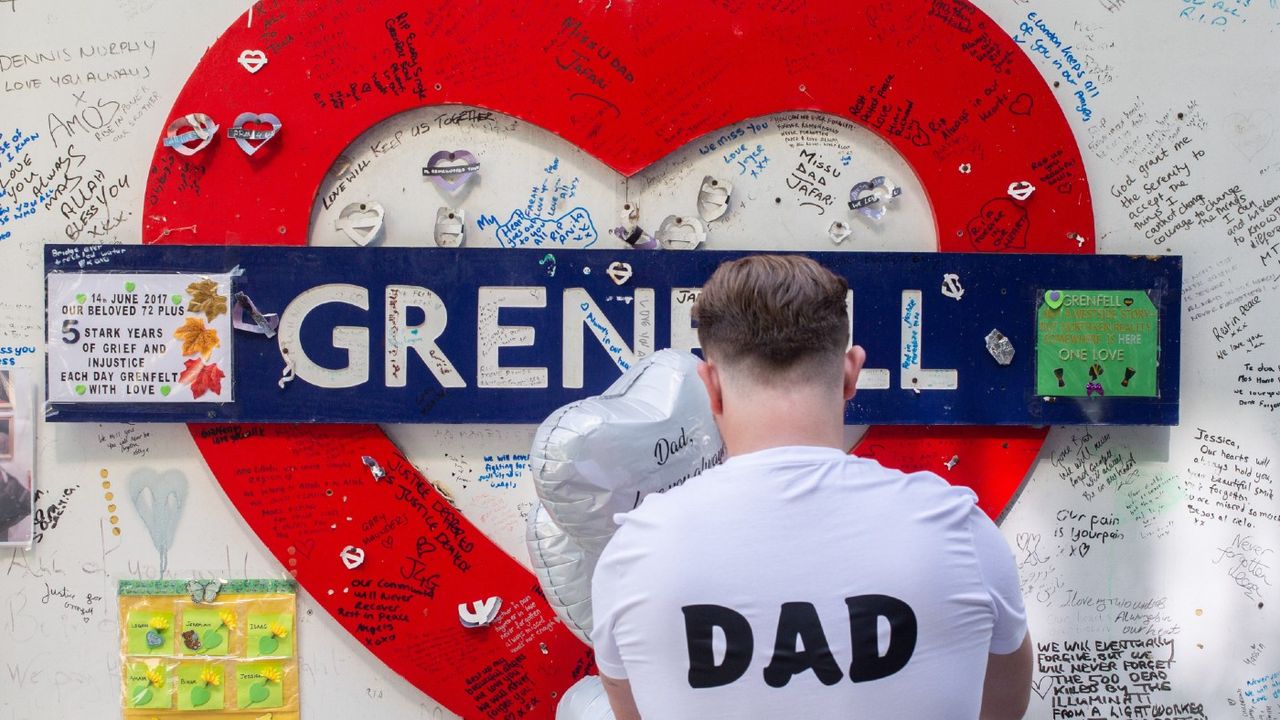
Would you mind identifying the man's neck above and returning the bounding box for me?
[718,384,846,457]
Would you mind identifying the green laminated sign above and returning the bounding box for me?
[1036,290,1159,398]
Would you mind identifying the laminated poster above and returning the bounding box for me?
[119,579,298,719]
[46,273,234,404]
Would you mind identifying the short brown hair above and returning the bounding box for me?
[692,255,849,378]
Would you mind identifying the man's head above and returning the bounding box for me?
[692,255,865,449]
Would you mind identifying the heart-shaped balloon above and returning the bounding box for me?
[227,112,281,156]
[530,349,724,555]
[149,2,1093,717]
[526,502,598,645]
[163,114,220,156]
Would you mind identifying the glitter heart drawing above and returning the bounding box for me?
[145,1,1094,716]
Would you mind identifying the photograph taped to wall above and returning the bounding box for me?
[0,369,35,547]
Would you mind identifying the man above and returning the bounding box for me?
[590,255,1031,719]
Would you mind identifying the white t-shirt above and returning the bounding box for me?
[590,446,1027,720]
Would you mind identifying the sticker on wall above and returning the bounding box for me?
[227,112,282,156]
[1036,290,1159,397]
[163,114,220,156]
[45,273,235,404]
[422,150,479,191]
[118,579,298,719]
[0,369,34,548]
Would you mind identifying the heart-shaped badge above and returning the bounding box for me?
[1123,297,1134,307]
[227,112,282,156]
[606,261,633,285]
[340,545,366,569]
[1007,181,1036,201]
[163,114,220,156]
[1045,290,1064,309]
[696,176,732,222]
[848,176,902,220]
[237,49,268,74]
[335,202,385,246]
[422,150,480,191]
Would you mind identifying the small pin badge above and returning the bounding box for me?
[340,546,366,570]
[606,261,633,285]
[164,114,220,155]
[237,49,268,74]
[1007,181,1036,201]
[227,112,282,155]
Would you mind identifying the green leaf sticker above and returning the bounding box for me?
[75,384,87,396]
[236,663,284,709]
[181,609,230,656]
[1044,290,1064,310]
[160,385,172,396]
[248,612,294,657]
[249,683,270,704]
[134,687,154,706]
[75,293,86,304]
[124,281,136,292]
[176,663,225,711]
[171,294,183,305]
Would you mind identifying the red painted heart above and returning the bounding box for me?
[145,1,1094,717]
[966,197,1031,252]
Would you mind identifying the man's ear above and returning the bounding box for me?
[843,345,867,401]
[696,358,724,416]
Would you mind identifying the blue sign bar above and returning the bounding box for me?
[44,246,1181,425]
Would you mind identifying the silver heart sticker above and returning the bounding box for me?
[227,112,282,156]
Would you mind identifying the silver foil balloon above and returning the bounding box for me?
[526,502,599,645]
[556,675,614,720]
[529,349,726,556]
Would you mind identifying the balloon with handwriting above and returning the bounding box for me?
[529,349,725,556]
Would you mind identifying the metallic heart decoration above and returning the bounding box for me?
[606,261,633,285]
[227,112,282,156]
[655,215,707,250]
[848,176,902,221]
[237,49,268,73]
[163,114,220,156]
[434,207,465,247]
[422,150,480,191]
[696,176,732,222]
[335,202,385,246]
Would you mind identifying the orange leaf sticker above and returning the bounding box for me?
[173,317,221,359]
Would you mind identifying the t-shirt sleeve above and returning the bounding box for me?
[968,508,1028,654]
[590,540,629,679]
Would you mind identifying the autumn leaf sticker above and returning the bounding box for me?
[180,358,226,399]
[187,278,228,321]
[173,317,221,359]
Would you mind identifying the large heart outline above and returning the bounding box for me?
[145,1,1095,717]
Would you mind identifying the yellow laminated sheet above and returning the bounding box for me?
[118,579,299,719]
